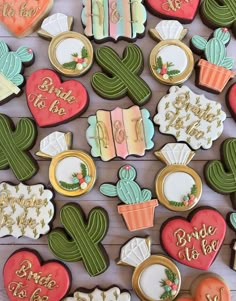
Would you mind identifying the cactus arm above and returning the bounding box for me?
[191,35,207,51]
[0,41,8,57]
[141,189,152,202]
[91,73,127,99]
[100,184,118,197]
[222,57,234,69]
[87,209,108,243]
[117,181,142,204]
[0,150,8,169]
[48,230,81,262]
[205,39,226,65]
[0,54,21,79]
[122,44,143,73]
[12,118,36,149]
[223,139,236,174]
[16,46,33,63]
[11,74,24,86]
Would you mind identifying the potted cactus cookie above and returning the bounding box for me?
[191,28,234,93]
[100,165,158,231]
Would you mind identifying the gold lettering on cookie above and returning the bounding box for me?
[110,1,121,24]
[0,2,40,18]
[113,120,126,144]
[162,0,191,12]
[206,288,224,301]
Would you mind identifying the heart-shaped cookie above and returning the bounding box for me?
[145,0,200,23]
[3,249,71,301]
[26,69,88,127]
[160,207,226,270]
[227,84,236,122]
[0,0,53,37]
[176,274,230,301]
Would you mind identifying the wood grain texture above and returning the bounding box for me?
[0,0,236,300]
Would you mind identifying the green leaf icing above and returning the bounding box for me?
[48,204,109,277]
[100,165,152,204]
[201,0,236,37]
[160,268,179,299]
[191,28,234,69]
[205,138,236,209]
[0,114,37,181]
[230,213,236,230]
[91,45,151,106]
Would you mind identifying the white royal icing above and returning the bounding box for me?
[41,13,70,36]
[55,38,85,65]
[0,183,54,239]
[40,131,69,157]
[155,20,184,40]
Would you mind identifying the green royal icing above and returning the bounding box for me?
[191,28,234,69]
[230,213,236,230]
[0,41,33,87]
[91,45,151,106]
[48,204,109,277]
[201,0,236,37]
[0,114,37,181]
[205,138,236,209]
[100,165,152,205]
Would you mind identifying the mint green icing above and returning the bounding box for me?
[86,115,101,158]
[230,213,236,230]
[131,0,147,38]
[191,28,234,69]
[0,41,33,86]
[141,108,154,150]
[100,165,152,204]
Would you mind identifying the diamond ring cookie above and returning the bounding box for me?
[160,207,226,270]
[153,86,226,150]
[82,0,147,42]
[0,182,54,239]
[149,21,194,85]
[38,13,93,77]
[36,131,96,197]
[0,0,53,37]
[118,237,181,301]
[3,249,71,301]
[62,286,131,301]
[86,106,154,161]
[100,165,158,231]
[0,41,34,105]
[191,28,234,93]
[155,144,202,211]
[48,203,109,277]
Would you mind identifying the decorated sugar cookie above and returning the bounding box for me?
[153,86,226,150]
[118,237,181,301]
[4,249,71,301]
[26,69,89,127]
[146,0,200,23]
[86,106,154,161]
[100,165,158,231]
[155,144,202,211]
[48,203,109,277]
[160,207,226,270]
[91,44,151,106]
[176,273,230,301]
[36,131,96,197]
[0,0,53,37]
[227,212,236,272]
[0,41,34,104]
[0,114,38,181]
[201,0,236,38]
[149,21,194,85]
[227,83,236,121]
[205,138,236,209]
[38,13,93,77]
[0,182,54,239]
[82,0,147,42]
[191,28,234,93]
[62,286,131,301]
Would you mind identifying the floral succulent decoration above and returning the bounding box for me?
[160,269,179,299]
[154,56,180,80]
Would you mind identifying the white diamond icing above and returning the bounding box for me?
[120,237,150,267]
[155,20,184,40]
[40,131,69,156]
[41,13,70,36]
[160,143,193,165]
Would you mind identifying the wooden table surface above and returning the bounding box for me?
[0,0,236,300]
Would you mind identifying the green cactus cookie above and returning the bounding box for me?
[100,165,152,204]
[205,138,236,209]
[0,114,38,181]
[48,204,109,277]
[201,0,236,37]
[91,45,151,106]
[0,41,34,104]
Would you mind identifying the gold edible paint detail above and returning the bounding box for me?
[149,40,194,85]
[132,117,144,142]
[132,255,181,301]
[90,121,110,148]
[162,0,192,12]
[1,2,40,18]
[113,120,127,144]
[49,150,96,197]
[110,1,121,24]
[48,32,93,77]
[206,288,224,301]
[155,165,202,212]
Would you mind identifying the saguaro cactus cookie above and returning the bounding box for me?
[205,138,236,209]
[0,114,38,181]
[201,0,236,37]
[48,204,109,276]
[191,28,234,93]
[0,41,34,104]
[91,44,151,106]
